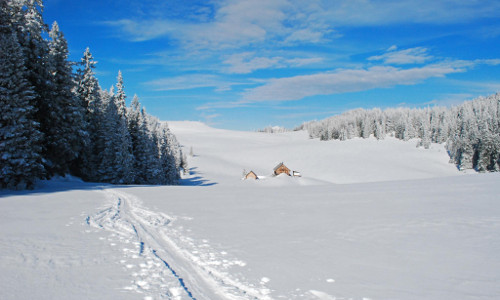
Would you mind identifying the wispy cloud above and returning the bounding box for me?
[222,52,323,74]
[103,19,175,42]
[201,113,221,126]
[368,46,433,65]
[424,93,477,107]
[103,0,337,50]
[104,0,500,47]
[145,74,245,92]
[242,62,471,102]
[196,100,252,111]
[320,0,500,26]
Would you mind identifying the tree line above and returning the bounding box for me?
[299,94,500,172]
[0,0,184,189]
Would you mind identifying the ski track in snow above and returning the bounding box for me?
[86,188,274,300]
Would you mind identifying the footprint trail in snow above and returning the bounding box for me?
[86,188,273,300]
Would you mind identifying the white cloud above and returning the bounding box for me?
[104,0,337,49]
[105,0,292,49]
[104,0,500,50]
[145,74,241,92]
[223,53,282,74]
[424,93,477,107]
[222,52,323,74]
[104,19,175,42]
[284,28,330,44]
[368,47,433,65]
[320,0,500,26]
[196,101,251,111]
[475,59,500,66]
[387,45,398,51]
[242,63,469,102]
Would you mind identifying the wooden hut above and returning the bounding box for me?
[273,162,291,176]
[245,171,259,180]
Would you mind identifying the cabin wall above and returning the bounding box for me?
[275,166,290,175]
[245,172,258,180]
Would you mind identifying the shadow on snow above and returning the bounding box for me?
[179,167,217,187]
[0,167,217,197]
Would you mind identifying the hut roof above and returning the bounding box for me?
[273,162,289,171]
[245,171,258,179]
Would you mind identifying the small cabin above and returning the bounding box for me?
[273,162,291,176]
[245,171,259,180]
[292,171,301,177]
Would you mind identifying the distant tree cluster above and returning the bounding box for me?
[299,94,500,172]
[257,126,290,133]
[0,1,181,189]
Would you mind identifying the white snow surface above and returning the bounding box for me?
[167,121,461,185]
[1,121,499,300]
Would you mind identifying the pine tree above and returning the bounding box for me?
[135,108,153,184]
[143,117,163,184]
[98,90,118,182]
[127,94,142,178]
[113,73,134,183]
[180,150,189,175]
[115,71,127,118]
[98,89,134,184]
[45,21,87,175]
[158,125,180,184]
[14,1,55,176]
[0,10,44,189]
[361,114,373,139]
[74,48,101,180]
[128,94,141,143]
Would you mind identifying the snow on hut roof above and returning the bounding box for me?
[273,162,288,171]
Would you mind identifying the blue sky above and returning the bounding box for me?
[43,0,500,130]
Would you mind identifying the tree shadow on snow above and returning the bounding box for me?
[0,167,217,197]
[180,167,217,186]
[0,179,111,197]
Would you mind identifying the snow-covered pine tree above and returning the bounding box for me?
[74,48,102,180]
[127,94,143,179]
[373,108,386,140]
[128,94,141,142]
[180,150,189,175]
[115,71,127,119]
[158,125,180,184]
[97,89,135,184]
[0,7,44,189]
[417,117,431,149]
[113,73,134,183]
[136,108,161,184]
[12,0,56,176]
[45,21,87,176]
[165,130,182,172]
[97,89,117,182]
[361,113,373,139]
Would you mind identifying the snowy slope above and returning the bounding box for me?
[1,122,499,300]
[167,121,461,185]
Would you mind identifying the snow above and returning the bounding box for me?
[167,121,461,185]
[1,121,499,300]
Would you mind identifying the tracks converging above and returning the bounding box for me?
[86,188,273,300]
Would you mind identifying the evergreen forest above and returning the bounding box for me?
[0,0,185,189]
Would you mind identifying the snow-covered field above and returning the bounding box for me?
[1,121,499,300]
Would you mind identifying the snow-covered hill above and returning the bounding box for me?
[1,122,499,300]
[168,121,461,185]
